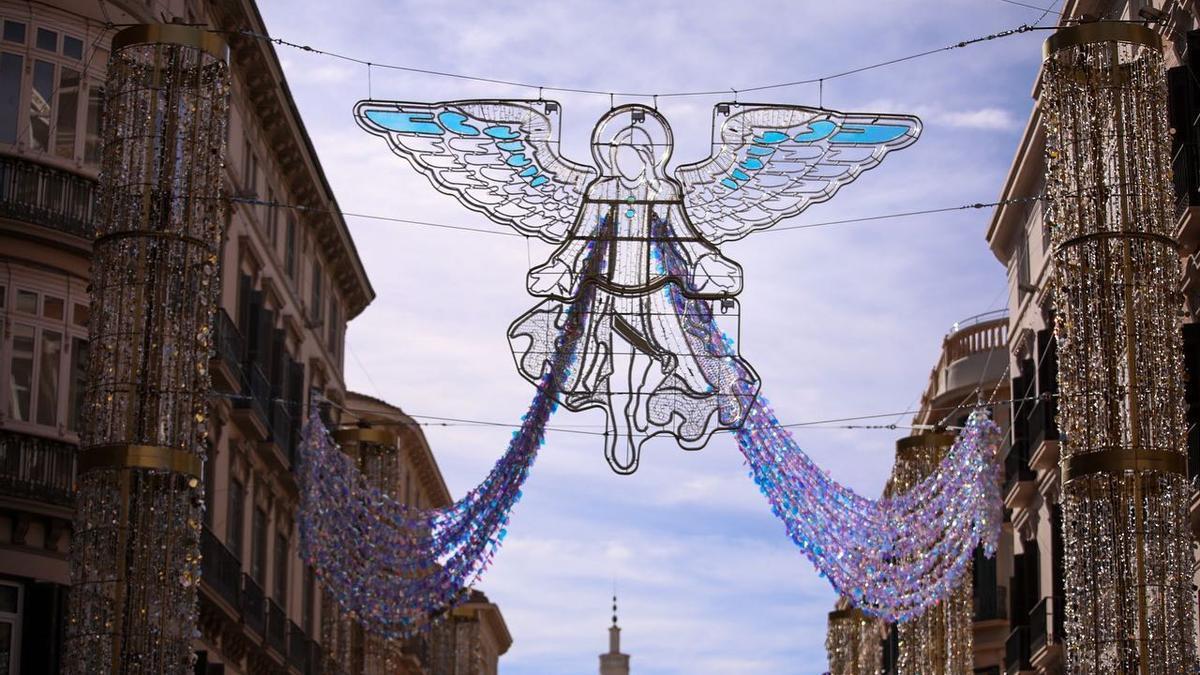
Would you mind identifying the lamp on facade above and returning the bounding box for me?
[1042,21,1197,673]
[63,24,229,673]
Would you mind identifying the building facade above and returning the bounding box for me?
[984,1,1200,673]
[0,1,511,674]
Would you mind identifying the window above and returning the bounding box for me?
[29,59,55,151]
[251,506,268,585]
[328,297,340,358]
[0,52,21,144]
[285,214,297,279]
[0,582,20,675]
[55,66,80,158]
[2,285,88,432]
[35,329,61,425]
[242,139,257,196]
[266,187,278,244]
[84,85,103,163]
[67,337,87,431]
[9,324,34,421]
[274,531,288,607]
[309,261,323,326]
[226,478,244,561]
[302,565,315,633]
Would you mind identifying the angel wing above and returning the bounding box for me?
[675,103,921,243]
[354,99,597,242]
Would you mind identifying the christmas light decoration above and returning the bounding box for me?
[64,25,229,674]
[1042,21,1198,673]
[826,605,884,675]
[297,218,1003,634]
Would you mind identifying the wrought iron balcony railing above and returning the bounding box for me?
[288,621,309,670]
[266,598,287,655]
[268,399,294,467]
[974,583,1008,621]
[0,429,76,506]
[1003,443,1035,496]
[235,361,271,434]
[211,308,245,393]
[200,526,241,613]
[1005,624,1031,675]
[1029,596,1063,655]
[242,573,266,637]
[0,154,97,238]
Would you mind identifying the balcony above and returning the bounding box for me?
[1029,596,1064,664]
[200,526,241,615]
[266,598,288,656]
[1003,445,1036,504]
[288,621,309,671]
[233,361,271,440]
[242,573,266,638]
[306,640,323,675]
[0,155,97,239]
[922,311,1009,410]
[1005,624,1032,675]
[0,429,76,507]
[211,309,245,394]
[975,583,1009,622]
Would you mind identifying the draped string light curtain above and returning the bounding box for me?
[65,25,230,674]
[826,605,884,675]
[1042,22,1197,673]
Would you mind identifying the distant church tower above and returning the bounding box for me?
[599,595,631,675]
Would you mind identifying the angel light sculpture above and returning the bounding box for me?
[355,100,920,473]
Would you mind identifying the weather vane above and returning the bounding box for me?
[355,100,919,473]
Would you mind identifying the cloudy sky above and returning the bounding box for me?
[257,1,1047,672]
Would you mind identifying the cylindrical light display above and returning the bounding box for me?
[64,24,229,674]
[1042,21,1197,674]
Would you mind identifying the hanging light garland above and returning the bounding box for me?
[297,221,1003,634]
[826,605,884,675]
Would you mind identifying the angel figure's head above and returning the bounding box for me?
[591,104,673,186]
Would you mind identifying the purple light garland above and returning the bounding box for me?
[296,223,1002,636]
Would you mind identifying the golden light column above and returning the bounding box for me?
[890,433,973,675]
[1042,22,1197,673]
[64,25,229,674]
[826,605,883,675]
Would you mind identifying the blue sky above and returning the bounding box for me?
[257,1,1048,672]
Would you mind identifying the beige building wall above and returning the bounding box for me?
[0,0,379,673]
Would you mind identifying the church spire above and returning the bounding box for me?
[600,591,630,674]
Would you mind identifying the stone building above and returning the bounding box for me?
[0,1,510,673]
[599,596,630,675]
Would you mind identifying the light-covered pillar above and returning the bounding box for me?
[1042,21,1197,673]
[65,24,229,673]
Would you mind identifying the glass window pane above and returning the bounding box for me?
[36,329,62,426]
[54,67,79,159]
[227,479,244,561]
[274,532,288,605]
[0,52,22,144]
[29,60,54,151]
[35,28,55,52]
[0,284,5,308]
[10,324,34,421]
[73,302,89,327]
[252,507,268,584]
[2,21,25,44]
[63,35,82,60]
[0,585,16,613]
[67,337,87,431]
[15,290,36,314]
[84,85,102,164]
[42,295,63,320]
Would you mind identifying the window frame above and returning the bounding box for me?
[0,15,104,165]
[0,270,89,440]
